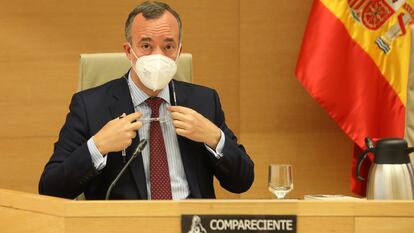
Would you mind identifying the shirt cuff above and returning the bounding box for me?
[205,130,225,159]
[87,137,107,170]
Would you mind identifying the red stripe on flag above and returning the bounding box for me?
[353,0,366,10]
[348,0,357,8]
[295,0,405,195]
[398,13,407,36]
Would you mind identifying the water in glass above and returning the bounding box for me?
[268,164,293,199]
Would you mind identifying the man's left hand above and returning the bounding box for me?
[168,106,221,149]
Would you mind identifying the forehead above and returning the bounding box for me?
[131,11,179,42]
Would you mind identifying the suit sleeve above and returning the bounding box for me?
[38,94,100,199]
[210,90,255,193]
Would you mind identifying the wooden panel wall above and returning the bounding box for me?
[239,0,354,198]
[0,0,354,199]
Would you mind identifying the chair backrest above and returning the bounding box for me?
[78,52,192,91]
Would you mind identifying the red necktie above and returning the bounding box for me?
[146,97,172,200]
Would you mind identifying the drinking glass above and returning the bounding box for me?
[268,164,293,199]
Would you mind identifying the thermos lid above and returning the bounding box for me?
[375,138,411,164]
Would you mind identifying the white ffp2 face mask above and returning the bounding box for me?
[129,45,178,91]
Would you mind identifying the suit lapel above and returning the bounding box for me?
[108,76,148,199]
[170,80,202,198]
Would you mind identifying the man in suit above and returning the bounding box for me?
[39,1,254,200]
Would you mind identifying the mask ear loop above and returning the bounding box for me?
[127,43,141,77]
[127,43,139,60]
[174,43,182,63]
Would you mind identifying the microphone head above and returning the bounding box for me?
[132,139,147,157]
[137,139,147,151]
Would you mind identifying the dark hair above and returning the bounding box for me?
[125,1,182,43]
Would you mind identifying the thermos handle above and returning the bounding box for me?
[406,147,414,154]
[356,137,375,181]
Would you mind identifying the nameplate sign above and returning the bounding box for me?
[181,215,296,233]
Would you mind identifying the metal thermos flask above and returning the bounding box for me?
[356,138,414,200]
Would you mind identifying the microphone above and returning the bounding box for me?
[105,139,148,200]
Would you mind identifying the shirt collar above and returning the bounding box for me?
[127,71,170,108]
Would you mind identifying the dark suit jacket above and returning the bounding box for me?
[39,77,254,199]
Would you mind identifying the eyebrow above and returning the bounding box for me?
[139,37,152,42]
[138,37,176,43]
[164,38,175,42]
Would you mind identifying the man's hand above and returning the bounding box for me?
[93,112,142,155]
[168,106,221,149]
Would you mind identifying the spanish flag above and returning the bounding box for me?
[295,0,414,195]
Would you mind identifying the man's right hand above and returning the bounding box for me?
[92,112,143,155]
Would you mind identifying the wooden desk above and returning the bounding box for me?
[0,188,413,233]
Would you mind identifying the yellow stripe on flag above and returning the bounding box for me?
[321,0,411,106]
